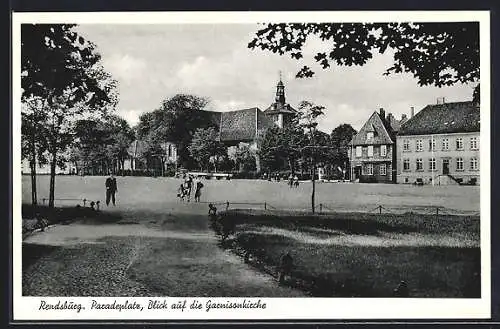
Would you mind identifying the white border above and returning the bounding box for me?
[12,11,491,321]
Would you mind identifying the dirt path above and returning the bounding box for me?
[22,202,304,297]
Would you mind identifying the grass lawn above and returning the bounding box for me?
[22,175,480,214]
[217,209,480,298]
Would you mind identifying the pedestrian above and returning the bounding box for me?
[278,252,294,283]
[288,174,293,187]
[194,178,204,202]
[177,183,186,201]
[185,175,193,202]
[105,173,117,206]
[293,175,299,188]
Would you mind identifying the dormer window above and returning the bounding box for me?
[367,132,374,140]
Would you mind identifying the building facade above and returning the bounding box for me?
[349,108,406,183]
[396,101,480,185]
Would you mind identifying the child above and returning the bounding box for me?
[177,184,186,201]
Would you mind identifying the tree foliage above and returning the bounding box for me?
[231,144,257,172]
[135,94,212,169]
[21,24,118,207]
[188,127,226,171]
[330,123,357,167]
[248,22,479,87]
[71,115,134,174]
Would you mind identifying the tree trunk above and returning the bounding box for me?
[30,125,38,206]
[311,163,316,214]
[48,147,57,208]
[288,157,295,176]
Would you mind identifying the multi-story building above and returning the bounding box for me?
[396,101,480,185]
[349,108,406,183]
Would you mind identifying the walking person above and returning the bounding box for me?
[185,175,193,202]
[105,173,117,206]
[194,178,204,202]
[293,175,299,188]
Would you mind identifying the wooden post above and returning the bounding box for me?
[320,203,323,213]
[226,201,229,211]
[264,202,267,210]
[436,207,439,216]
[379,205,382,214]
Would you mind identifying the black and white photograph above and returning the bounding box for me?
[12,11,491,321]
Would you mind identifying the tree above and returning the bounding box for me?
[232,144,257,172]
[21,97,50,205]
[188,127,226,172]
[22,24,117,207]
[330,124,357,178]
[104,115,135,174]
[248,22,479,89]
[135,94,213,169]
[258,120,305,175]
[297,101,325,214]
[72,115,134,175]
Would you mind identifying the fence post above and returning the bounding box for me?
[379,205,382,214]
[226,201,229,211]
[264,202,267,210]
[320,203,323,213]
[436,207,439,216]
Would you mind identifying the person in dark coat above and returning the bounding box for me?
[194,178,204,202]
[105,174,117,206]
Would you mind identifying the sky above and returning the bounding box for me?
[76,24,476,133]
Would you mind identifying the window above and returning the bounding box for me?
[456,157,464,170]
[429,158,436,171]
[355,146,362,157]
[380,145,387,157]
[470,158,478,170]
[403,159,410,171]
[416,139,423,152]
[442,139,449,151]
[403,140,410,152]
[367,145,373,157]
[416,158,423,171]
[379,163,387,176]
[364,163,373,175]
[429,138,436,151]
[470,137,478,150]
[456,138,463,150]
[367,132,374,140]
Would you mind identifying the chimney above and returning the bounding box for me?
[379,108,385,121]
[387,113,394,124]
[401,114,407,121]
[410,107,414,118]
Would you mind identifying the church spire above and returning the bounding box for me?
[275,71,285,104]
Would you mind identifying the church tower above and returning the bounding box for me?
[264,73,298,129]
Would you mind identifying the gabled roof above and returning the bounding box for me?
[351,112,394,146]
[219,108,258,142]
[398,101,480,136]
[203,107,277,142]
